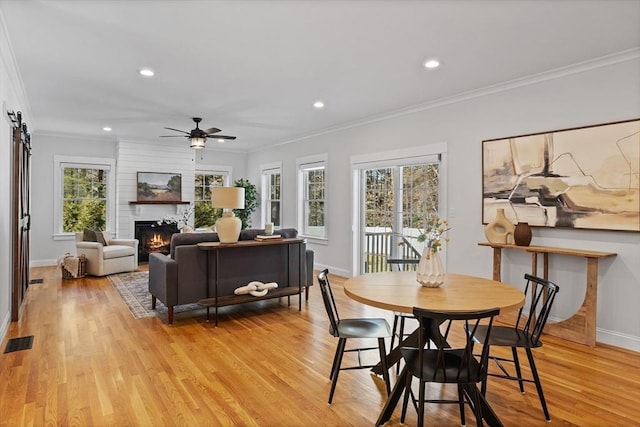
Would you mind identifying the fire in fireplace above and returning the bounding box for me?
[134,221,179,263]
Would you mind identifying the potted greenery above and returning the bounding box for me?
[233,178,259,229]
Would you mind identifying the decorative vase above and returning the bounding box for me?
[513,222,532,246]
[416,250,445,288]
[484,208,515,244]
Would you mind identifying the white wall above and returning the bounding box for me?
[0,11,31,341]
[117,139,196,238]
[29,134,117,265]
[246,55,640,350]
[195,148,247,181]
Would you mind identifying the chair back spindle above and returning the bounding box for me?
[514,274,560,346]
[318,269,341,337]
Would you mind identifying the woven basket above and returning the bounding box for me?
[61,255,87,279]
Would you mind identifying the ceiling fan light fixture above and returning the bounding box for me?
[190,136,206,149]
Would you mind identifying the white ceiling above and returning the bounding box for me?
[1,0,639,152]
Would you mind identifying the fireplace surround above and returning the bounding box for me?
[134,221,179,263]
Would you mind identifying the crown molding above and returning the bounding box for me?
[252,48,640,153]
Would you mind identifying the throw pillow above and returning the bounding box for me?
[95,231,109,246]
[83,229,97,242]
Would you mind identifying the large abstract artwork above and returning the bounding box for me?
[482,119,639,232]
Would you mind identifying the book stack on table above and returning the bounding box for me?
[255,234,283,241]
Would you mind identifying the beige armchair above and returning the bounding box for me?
[75,231,139,276]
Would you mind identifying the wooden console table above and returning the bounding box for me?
[479,242,617,347]
[197,238,305,326]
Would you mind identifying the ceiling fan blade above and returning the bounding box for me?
[159,135,188,138]
[163,127,190,134]
[211,135,237,140]
[203,127,221,135]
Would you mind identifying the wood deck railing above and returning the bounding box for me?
[364,231,421,273]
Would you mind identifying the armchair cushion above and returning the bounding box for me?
[103,245,135,259]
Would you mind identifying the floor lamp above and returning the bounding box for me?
[212,187,245,243]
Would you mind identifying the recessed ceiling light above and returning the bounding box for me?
[139,68,155,77]
[217,139,225,143]
[423,59,440,69]
[313,101,325,109]
[102,126,112,132]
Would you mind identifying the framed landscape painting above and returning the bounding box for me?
[482,118,639,232]
[136,172,182,202]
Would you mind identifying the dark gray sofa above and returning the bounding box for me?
[148,228,314,324]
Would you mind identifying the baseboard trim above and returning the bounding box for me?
[596,328,640,353]
[0,311,10,349]
[312,263,350,279]
[30,259,57,268]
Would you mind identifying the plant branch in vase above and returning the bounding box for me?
[158,204,194,232]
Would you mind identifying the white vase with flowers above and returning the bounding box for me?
[415,216,450,287]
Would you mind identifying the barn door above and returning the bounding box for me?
[9,111,32,321]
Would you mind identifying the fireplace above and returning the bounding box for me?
[135,221,179,263]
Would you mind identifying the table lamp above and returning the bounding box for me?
[212,187,245,243]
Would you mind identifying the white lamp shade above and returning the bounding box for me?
[211,187,245,209]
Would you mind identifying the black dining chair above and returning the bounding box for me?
[400,307,500,427]
[387,258,420,373]
[317,269,392,404]
[469,273,559,421]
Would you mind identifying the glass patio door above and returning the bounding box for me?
[360,161,441,273]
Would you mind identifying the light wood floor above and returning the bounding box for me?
[1,266,639,426]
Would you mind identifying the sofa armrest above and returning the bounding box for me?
[148,252,178,307]
[76,241,102,250]
[110,238,138,248]
[76,241,104,261]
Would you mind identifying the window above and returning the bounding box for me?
[297,154,327,240]
[194,166,231,228]
[53,156,115,240]
[261,162,282,227]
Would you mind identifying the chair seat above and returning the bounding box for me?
[336,318,391,339]
[473,325,542,349]
[103,245,136,260]
[401,348,484,384]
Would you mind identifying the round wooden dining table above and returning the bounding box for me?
[344,271,525,314]
[343,271,525,427]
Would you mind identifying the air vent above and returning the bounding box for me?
[4,336,34,353]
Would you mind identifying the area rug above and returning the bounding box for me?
[108,271,201,319]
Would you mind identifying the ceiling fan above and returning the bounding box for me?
[160,117,236,149]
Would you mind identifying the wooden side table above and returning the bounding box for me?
[479,242,616,347]
[197,238,305,326]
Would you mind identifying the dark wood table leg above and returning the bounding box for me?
[376,367,408,426]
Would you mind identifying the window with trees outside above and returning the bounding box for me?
[261,163,282,227]
[297,154,327,239]
[54,156,115,239]
[194,168,229,228]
